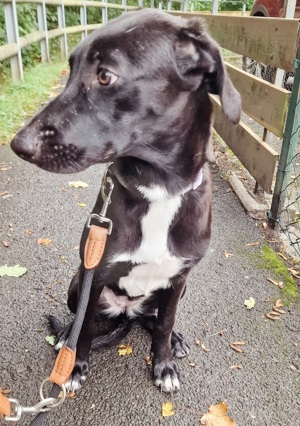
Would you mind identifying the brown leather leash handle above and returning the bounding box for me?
[0,393,10,419]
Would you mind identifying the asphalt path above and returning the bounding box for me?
[1,134,300,425]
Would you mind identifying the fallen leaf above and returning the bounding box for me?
[223,250,233,258]
[145,355,152,366]
[2,241,9,247]
[25,229,32,235]
[288,268,300,279]
[37,238,52,245]
[244,297,255,310]
[278,281,284,289]
[200,402,235,425]
[77,203,86,207]
[272,306,285,314]
[274,299,283,308]
[229,365,242,370]
[277,252,287,261]
[267,278,283,288]
[245,242,259,246]
[162,402,174,417]
[69,181,89,188]
[60,69,69,75]
[194,338,200,345]
[0,191,8,196]
[117,344,132,356]
[201,343,211,352]
[265,312,280,321]
[0,264,27,277]
[59,390,75,398]
[45,335,56,346]
[230,342,245,353]
[262,222,267,229]
[189,362,196,367]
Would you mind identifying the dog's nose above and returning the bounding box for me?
[11,130,37,160]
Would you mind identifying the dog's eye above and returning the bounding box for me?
[98,68,118,86]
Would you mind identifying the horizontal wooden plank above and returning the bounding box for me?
[211,95,278,193]
[2,0,137,9]
[170,12,299,71]
[0,43,18,62]
[225,62,290,137]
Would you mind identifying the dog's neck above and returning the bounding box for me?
[109,157,205,200]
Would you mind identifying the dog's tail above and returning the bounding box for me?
[91,317,133,351]
[46,314,133,352]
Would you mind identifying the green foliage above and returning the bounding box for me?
[0,61,67,144]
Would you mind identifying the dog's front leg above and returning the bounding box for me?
[65,283,103,393]
[151,276,187,393]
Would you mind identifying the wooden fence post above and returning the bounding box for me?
[37,0,49,62]
[57,1,68,60]
[3,0,23,82]
[80,1,87,41]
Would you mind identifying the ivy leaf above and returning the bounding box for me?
[45,335,56,346]
[244,297,255,310]
[0,264,27,277]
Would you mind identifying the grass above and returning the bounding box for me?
[0,61,68,145]
[259,244,299,304]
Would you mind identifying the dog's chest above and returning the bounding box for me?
[111,189,183,298]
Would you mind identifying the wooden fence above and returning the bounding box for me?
[0,1,299,195]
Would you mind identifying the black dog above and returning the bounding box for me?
[11,9,241,393]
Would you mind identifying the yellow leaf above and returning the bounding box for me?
[200,402,235,426]
[162,402,174,417]
[37,238,52,245]
[117,344,132,356]
[77,203,86,207]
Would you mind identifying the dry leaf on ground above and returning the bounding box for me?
[37,238,52,245]
[230,342,245,353]
[223,250,233,258]
[201,343,211,352]
[200,402,235,425]
[162,402,174,417]
[68,181,89,188]
[117,344,132,356]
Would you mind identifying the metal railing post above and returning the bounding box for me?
[80,1,87,41]
[212,0,218,15]
[57,1,68,60]
[37,0,49,62]
[3,0,23,82]
[102,0,108,24]
[269,49,300,228]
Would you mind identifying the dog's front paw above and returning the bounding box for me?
[65,359,89,393]
[153,360,180,392]
[171,331,190,358]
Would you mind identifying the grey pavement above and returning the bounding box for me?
[1,140,300,426]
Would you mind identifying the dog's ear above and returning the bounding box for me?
[175,18,241,124]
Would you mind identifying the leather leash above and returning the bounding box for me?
[0,168,114,425]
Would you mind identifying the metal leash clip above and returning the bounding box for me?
[4,381,66,423]
[86,164,114,234]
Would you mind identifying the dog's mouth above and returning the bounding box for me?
[11,125,86,174]
[11,123,118,173]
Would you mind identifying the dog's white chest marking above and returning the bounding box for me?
[110,185,183,302]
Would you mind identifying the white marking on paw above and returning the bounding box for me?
[155,375,180,393]
[54,339,65,351]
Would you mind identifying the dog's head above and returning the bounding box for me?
[11,10,241,174]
